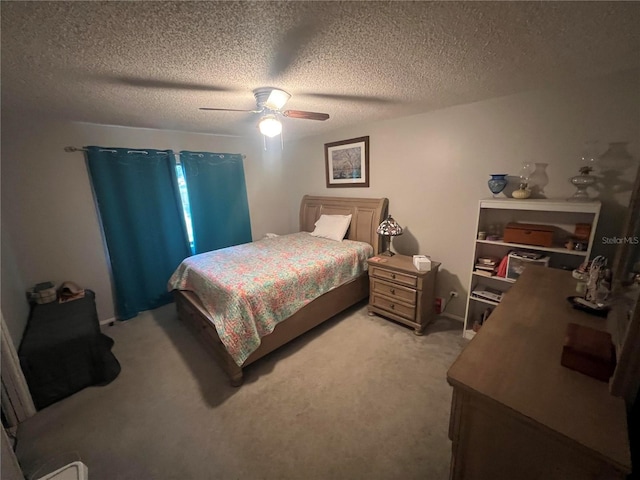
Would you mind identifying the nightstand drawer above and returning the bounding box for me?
[369,266,417,288]
[371,278,416,305]
[370,293,416,320]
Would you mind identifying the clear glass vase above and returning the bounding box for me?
[528,163,549,197]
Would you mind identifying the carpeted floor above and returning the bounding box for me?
[15,301,465,480]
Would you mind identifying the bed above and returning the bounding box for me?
[169,195,388,386]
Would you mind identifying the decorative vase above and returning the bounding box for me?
[569,166,597,201]
[528,163,549,196]
[512,184,532,199]
[488,174,508,197]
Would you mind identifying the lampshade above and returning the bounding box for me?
[377,215,403,256]
[377,215,403,237]
[264,89,291,110]
[258,115,282,137]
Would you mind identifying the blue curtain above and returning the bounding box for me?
[86,147,191,320]
[180,152,252,254]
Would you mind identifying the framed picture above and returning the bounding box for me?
[325,136,369,188]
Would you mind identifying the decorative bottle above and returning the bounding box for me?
[569,166,597,201]
[568,142,599,201]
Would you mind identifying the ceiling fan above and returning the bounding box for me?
[199,87,330,137]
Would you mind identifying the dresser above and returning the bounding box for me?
[447,267,631,479]
[367,254,440,335]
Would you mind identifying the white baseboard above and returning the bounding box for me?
[99,317,116,326]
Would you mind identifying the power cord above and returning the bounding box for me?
[441,291,457,314]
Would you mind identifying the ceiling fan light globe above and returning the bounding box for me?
[265,89,291,110]
[258,116,282,137]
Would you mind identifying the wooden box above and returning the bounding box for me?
[561,323,616,382]
[503,222,554,247]
[574,223,591,241]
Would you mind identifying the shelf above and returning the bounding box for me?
[476,239,589,256]
[472,272,516,284]
[470,296,501,306]
[463,197,601,339]
[479,198,601,214]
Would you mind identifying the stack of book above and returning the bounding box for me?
[475,256,500,277]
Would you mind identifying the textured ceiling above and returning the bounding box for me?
[2,1,639,139]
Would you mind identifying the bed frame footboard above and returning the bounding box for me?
[173,273,369,386]
[174,291,244,386]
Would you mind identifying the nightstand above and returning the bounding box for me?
[367,254,440,335]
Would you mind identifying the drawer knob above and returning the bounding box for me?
[390,304,395,310]
[391,273,396,279]
[390,288,396,294]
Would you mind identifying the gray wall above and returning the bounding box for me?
[1,222,30,345]
[0,120,289,346]
[1,69,638,347]
[282,69,640,318]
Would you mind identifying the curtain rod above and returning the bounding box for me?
[64,147,246,159]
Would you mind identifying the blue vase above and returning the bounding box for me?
[488,174,508,196]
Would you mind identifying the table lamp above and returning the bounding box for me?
[376,215,403,256]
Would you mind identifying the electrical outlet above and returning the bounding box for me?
[449,290,459,298]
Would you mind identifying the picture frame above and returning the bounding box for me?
[324,136,369,188]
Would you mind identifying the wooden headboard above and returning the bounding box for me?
[299,195,389,254]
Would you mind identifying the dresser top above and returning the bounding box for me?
[447,266,630,471]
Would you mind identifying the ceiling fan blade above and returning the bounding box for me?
[199,107,261,113]
[105,75,237,92]
[269,21,319,79]
[300,92,395,104]
[283,110,330,121]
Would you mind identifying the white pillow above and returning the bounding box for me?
[310,214,352,242]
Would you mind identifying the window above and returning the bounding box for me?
[175,163,195,253]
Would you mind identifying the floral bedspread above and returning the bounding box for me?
[167,232,373,366]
